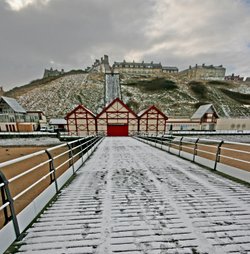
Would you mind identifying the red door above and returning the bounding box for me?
[107,125,128,136]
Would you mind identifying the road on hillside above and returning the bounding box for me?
[13,137,250,254]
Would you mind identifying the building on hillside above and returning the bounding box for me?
[65,105,96,136]
[191,104,219,130]
[162,66,179,73]
[43,68,64,78]
[216,118,250,131]
[138,105,168,134]
[0,87,4,96]
[225,73,244,82]
[96,98,138,136]
[180,64,226,80]
[0,96,39,132]
[113,60,161,74]
[90,55,111,73]
[113,60,167,75]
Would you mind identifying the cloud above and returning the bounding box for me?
[5,0,51,11]
[0,0,250,90]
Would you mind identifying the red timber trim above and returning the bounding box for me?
[96,98,138,119]
[138,105,168,120]
[66,104,96,119]
[66,117,70,135]
[65,104,96,136]
[138,105,168,133]
[74,111,77,135]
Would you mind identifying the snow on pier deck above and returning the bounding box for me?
[14,137,250,254]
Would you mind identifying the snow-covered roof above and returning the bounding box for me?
[65,104,96,119]
[138,105,168,120]
[49,118,67,125]
[137,108,148,117]
[191,104,219,119]
[96,98,138,119]
[0,96,26,113]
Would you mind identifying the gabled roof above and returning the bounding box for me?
[96,98,138,118]
[191,104,219,119]
[0,96,26,113]
[49,118,67,125]
[65,104,96,119]
[138,105,168,120]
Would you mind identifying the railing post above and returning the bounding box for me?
[67,143,75,174]
[78,139,84,164]
[45,150,58,193]
[193,138,199,162]
[168,136,172,152]
[179,137,184,156]
[214,140,224,170]
[160,136,164,150]
[154,135,157,147]
[0,171,20,238]
[0,184,8,225]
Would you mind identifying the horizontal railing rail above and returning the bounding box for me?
[135,134,250,184]
[0,135,103,254]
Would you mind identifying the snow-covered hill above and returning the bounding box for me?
[16,73,104,118]
[5,72,250,118]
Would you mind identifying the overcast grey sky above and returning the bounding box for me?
[0,0,250,90]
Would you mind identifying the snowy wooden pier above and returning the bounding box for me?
[4,137,250,254]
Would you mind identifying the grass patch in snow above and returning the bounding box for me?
[188,81,208,100]
[208,80,231,86]
[124,78,178,91]
[220,89,250,104]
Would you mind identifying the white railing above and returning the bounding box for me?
[135,134,250,184]
[165,130,250,135]
[0,135,103,254]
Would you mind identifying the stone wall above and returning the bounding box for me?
[180,64,226,80]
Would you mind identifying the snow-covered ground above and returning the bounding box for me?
[0,137,63,146]
[13,137,250,253]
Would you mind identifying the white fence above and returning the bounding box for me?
[0,136,103,254]
[135,135,250,184]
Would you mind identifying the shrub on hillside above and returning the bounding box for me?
[124,78,178,91]
[220,89,250,104]
[208,80,229,86]
[188,81,208,99]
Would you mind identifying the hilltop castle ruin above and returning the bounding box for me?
[43,68,65,78]
[180,64,226,80]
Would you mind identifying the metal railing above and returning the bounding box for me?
[0,135,103,254]
[135,134,250,183]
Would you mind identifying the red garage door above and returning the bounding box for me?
[107,125,128,136]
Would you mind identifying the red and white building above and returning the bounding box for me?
[66,105,96,136]
[138,105,168,135]
[65,98,170,136]
[96,98,138,136]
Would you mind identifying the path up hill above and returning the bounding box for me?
[4,72,250,118]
